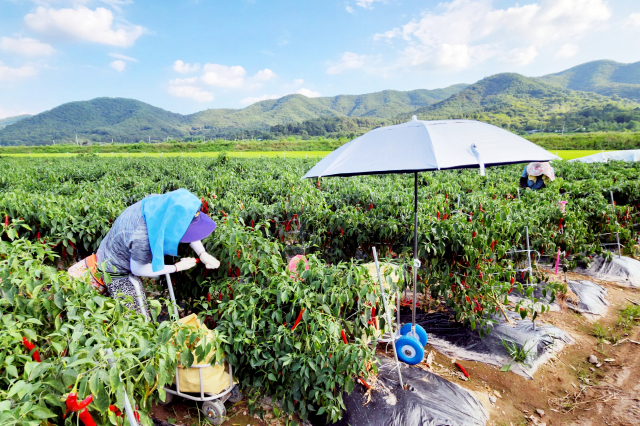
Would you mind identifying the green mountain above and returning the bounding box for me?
[0,86,467,146]
[312,86,468,118]
[538,60,640,102]
[410,73,640,132]
[0,114,31,129]
[4,60,640,146]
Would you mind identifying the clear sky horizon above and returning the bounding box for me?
[1,0,639,119]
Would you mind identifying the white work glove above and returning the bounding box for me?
[174,257,198,272]
[199,252,220,270]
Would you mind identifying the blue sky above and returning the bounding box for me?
[1,0,639,118]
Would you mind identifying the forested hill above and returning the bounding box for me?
[0,114,31,129]
[538,59,640,102]
[3,59,640,146]
[0,86,467,146]
[408,73,640,133]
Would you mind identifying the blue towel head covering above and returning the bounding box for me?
[141,189,202,272]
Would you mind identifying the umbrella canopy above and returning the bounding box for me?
[302,117,559,179]
[569,149,640,163]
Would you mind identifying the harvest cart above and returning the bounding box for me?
[133,272,242,425]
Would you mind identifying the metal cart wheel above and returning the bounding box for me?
[202,400,226,425]
[158,391,174,406]
[227,385,243,403]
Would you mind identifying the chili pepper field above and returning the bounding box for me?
[1,154,640,425]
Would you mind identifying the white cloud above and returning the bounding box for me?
[169,77,199,85]
[345,5,354,13]
[326,52,368,74]
[110,59,125,71]
[201,64,247,88]
[555,43,578,58]
[199,64,276,89]
[25,6,144,47]
[0,61,38,80]
[173,60,200,73]
[436,44,470,70]
[253,68,276,81]
[98,0,133,13]
[503,45,538,66]
[167,84,214,102]
[356,0,382,9]
[294,78,304,85]
[625,13,640,28]
[109,52,137,62]
[296,88,321,98]
[375,0,610,71]
[0,37,55,57]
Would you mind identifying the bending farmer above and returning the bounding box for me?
[69,189,219,315]
[519,162,555,190]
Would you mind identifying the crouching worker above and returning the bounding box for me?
[68,189,219,315]
[519,162,555,190]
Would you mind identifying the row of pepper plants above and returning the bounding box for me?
[1,155,639,422]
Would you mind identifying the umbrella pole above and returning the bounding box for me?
[412,172,418,332]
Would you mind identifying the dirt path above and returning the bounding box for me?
[425,268,640,426]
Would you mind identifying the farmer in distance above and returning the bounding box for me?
[519,161,555,190]
[69,189,220,314]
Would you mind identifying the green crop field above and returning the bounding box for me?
[2,155,639,424]
[0,149,614,160]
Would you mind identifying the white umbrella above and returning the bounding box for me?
[302,116,559,365]
[569,149,640,163]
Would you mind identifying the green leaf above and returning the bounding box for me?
[7,380,26,398]
[95,382,110,413]
[30,405,56,419]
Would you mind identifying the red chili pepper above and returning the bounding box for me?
[340,227,344,236]
[455,362,470,378]
[521,270,525,280]
[220,210,227,217]
[479,203,486,213]
[228,264,232,276]
[77,408,96,426]
[469,212,473,222]
[251,219,254,229]
[237,249,241,258]
[22,337,41,362]
[558,217,563,231]
[357,378,371,389]
[437,211,440,220]
[490,240,496,251]
[466,296,471,304]
[472,231,477,238]
[3,215,8,227]
[63,389,93,418]
[368,203,373,211]
[108,405,123,417]
[207,293,211,302]
[341,329,348,344]
[291,308,305,331]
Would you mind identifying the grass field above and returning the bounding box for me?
[0,150,612,160]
